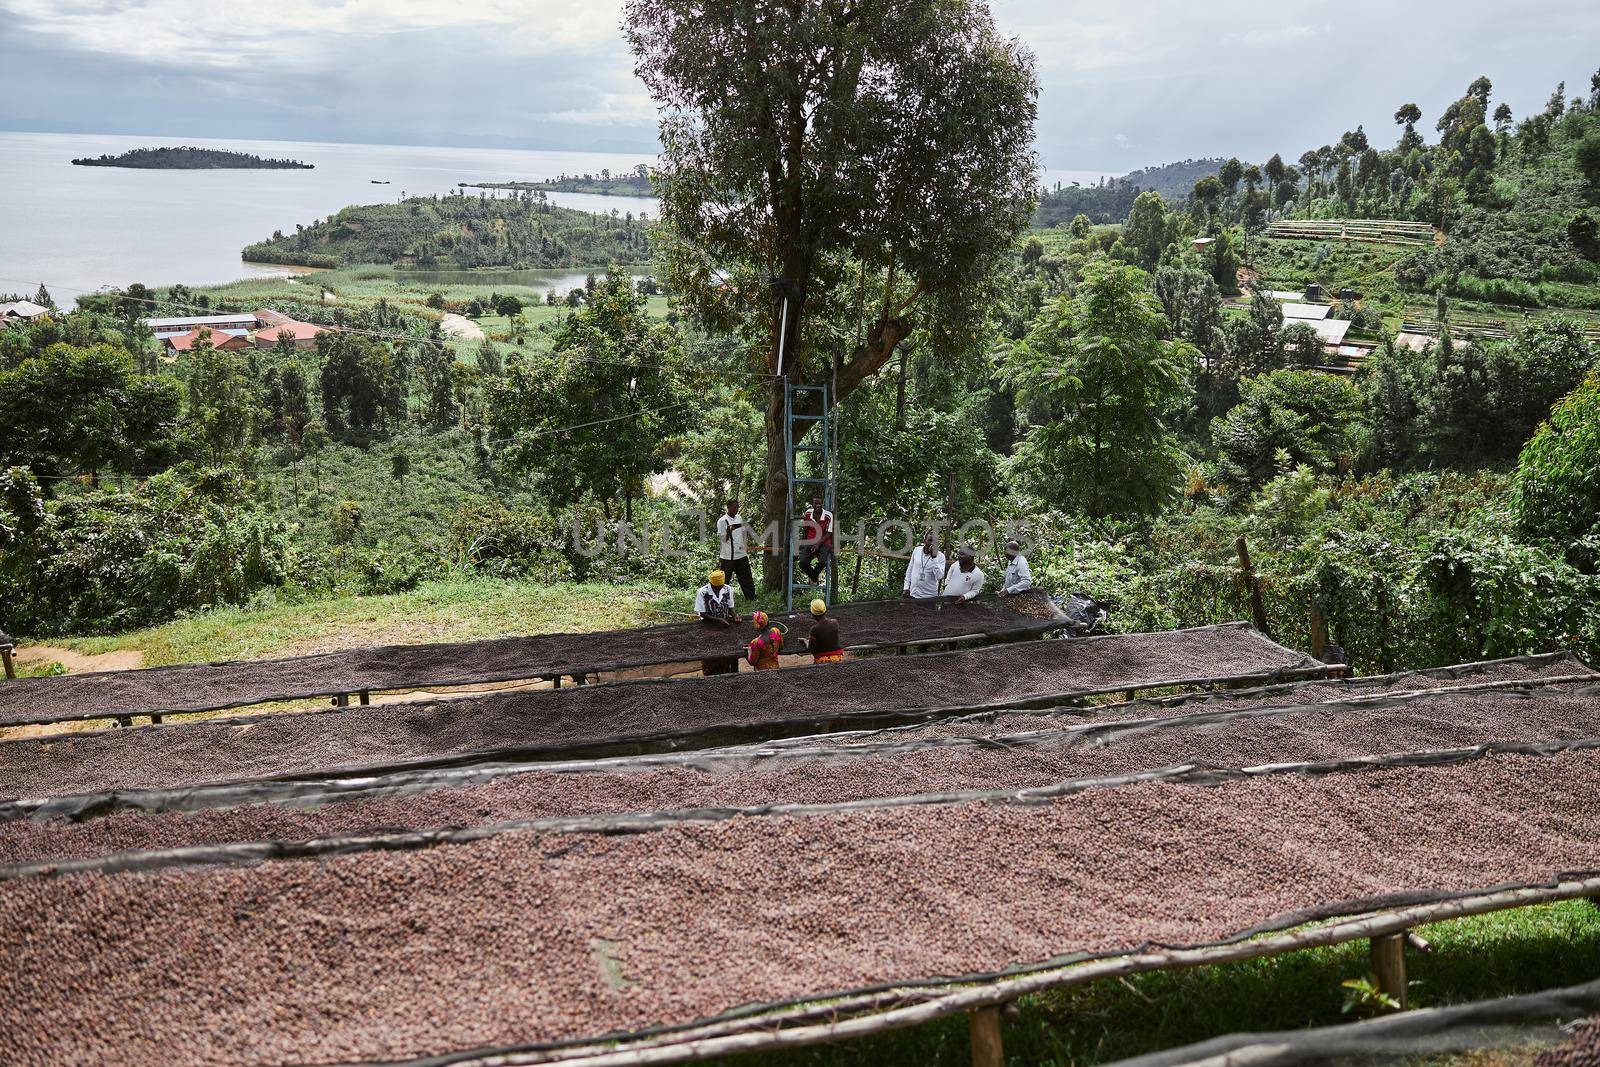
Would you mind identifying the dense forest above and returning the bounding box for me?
[1035,159,1224,225]
[3,68,1599,683]
[71,147,314,169]
[241,192,653,269]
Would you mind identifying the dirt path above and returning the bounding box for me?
[439,313,485,340]
[12,645,144,674]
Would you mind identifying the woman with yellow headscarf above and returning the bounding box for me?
[804,598,845,664]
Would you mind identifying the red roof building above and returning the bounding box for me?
[252,319,325,349]
[164,326,250,352]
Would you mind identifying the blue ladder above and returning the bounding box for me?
[783,381,834,614]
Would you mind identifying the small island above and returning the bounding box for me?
[72,146,314,170]
[459,165,652,197]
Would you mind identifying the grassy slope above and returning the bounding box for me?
[59,576,672,665]
[718,901,1600,1066]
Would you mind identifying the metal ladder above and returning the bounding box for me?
[783,381,834,614]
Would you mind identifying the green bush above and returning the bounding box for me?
[1512,372,1600,566]
[0,468,293,636]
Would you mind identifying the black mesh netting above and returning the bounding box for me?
[0,596,1066,727]
[0,623,1325,801]
[5,673,1598,875]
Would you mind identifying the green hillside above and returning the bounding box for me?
[243,192,653,270]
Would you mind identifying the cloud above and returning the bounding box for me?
[1,0,1598,165]
[1223,23,1331,47]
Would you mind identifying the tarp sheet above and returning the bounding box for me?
[0,623,1329,802]
[0,596,1066,727]
[10,652,1560,825]
[5,675,1598,874]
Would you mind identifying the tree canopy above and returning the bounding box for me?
[627,0,1038,582]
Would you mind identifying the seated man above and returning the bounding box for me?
[803,598,845,663]
[797,492,835,585]
[942,545,986,604]
[695,569,740,627]
[695,569,741,675]
[746,610,784,671]
[1000,539,1033,597]
[901,529,947,600]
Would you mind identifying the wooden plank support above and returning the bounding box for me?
[1370,933,1408,1010]
[969,1006,1003,1067]
[358,690,370,706]
[1309,601,1330,662]
[0,646,14,680]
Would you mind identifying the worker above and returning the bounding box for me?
[695,570,740,627]
[942,545,985,603]
[695,570,741,676]
[797,492,834,585]
[999,539,1033,597]
[716,498,756,600]
[746,610,784,671]
[901,529,947,600]
[804,598,845,663]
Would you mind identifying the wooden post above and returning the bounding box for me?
[969,1006,1003,1067]
[1309,600,1330,662]
[0,646,13,680]
[1370,933,1408,1010]
[1235,536,1270,636]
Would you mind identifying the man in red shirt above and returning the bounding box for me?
[797,492,834,586]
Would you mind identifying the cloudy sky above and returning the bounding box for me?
[2,0,1596,172]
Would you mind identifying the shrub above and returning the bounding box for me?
[0,468,292,635]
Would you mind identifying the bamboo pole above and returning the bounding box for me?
[502,878,1600,1066]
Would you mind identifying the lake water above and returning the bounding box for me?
[0,130,1117,300]
[0,131,661,297]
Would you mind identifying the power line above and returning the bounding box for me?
[0,275,778,382]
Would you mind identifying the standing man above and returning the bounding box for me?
[803,599,845,663]
[1000,539,1033,597]
[797,492,835,586]
[902,529,947,600]
[716,498,756,601]
[943,545,986,603]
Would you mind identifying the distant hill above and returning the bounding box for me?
[72,146,313,170]
[460,166,653,197]
[1035,158,1224,226]
[242,193,652,270]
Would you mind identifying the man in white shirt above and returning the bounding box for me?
[901,530,947,600]
[1000,540,1033,597]
[694,569,740,627]
[693,569,741,676]
[715,499,755,600]
[943,545,985,603]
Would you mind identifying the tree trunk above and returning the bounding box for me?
[896,346,908,429]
